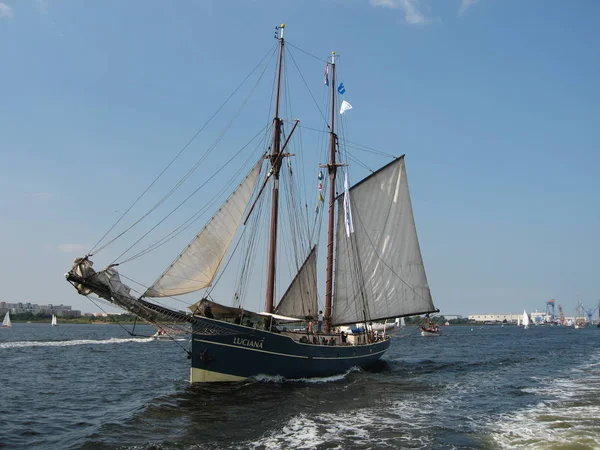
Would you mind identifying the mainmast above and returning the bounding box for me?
[265,24,285,313]
[324,51,337,332]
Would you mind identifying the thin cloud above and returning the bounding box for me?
[369,0,435,25]
[458,0,479,16]
[36,0,49,14]
[57,244,86,253]
[0,2,13,19]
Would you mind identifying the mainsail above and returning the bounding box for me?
[145,160,263,298]
[274,246,318,319]
[333,156,435,325]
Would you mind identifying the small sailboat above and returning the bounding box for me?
[400,317,406,328]
[522,310,530,329]
[1,312,11,328]
[51,314,58,327]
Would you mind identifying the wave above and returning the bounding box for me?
[242,398,436,450]
[486,350,600,449]
[251,366,362,384]
[0,337,155,349]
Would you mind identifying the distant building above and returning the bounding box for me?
[0,301,81,318]
[442,315,463,320]
[469,313,522,323]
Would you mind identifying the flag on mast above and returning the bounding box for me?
[343,172,354,237]
[340,100,353,114]
[324,63,329,86]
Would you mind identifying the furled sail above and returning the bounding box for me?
[274,246,318,319]
[332,156,436,325]
[145,160,263,298]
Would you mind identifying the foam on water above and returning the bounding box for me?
[243,397,436,449]
[252,367,362,384]
[0,337,155,349]
[487,349,600,449]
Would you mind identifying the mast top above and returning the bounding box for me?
[331,51,335,64]
[279,23,285,39]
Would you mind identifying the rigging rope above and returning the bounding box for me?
[111,124,270,265]
[89,43,278,257]
[116,132,267,265]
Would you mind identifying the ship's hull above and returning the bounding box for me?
[190,317,391,382]
[420,327,442,337]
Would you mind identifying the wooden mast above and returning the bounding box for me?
[265,24,285,313]
[324,51,336,332]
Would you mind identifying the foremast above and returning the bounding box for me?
[265,24,285,313]
[324,51,337,333]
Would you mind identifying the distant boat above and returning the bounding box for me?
[522,310,530,329]
[400,317,406,328]
[51,314,58,327]
[1,312,11,328]
[152,328,169,340]
[420,316,442,337]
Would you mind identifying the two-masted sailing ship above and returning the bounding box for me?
[65,25,438,382]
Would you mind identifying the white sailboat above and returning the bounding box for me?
[400,317,406,328]
[51,314,58,327]
[522,310,530,329]
[1,312,11,328]
[574,300,586,329]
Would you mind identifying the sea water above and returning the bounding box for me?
[1,323,599,449]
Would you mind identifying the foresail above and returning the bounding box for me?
[333,156,435,325]
[275,247,318,319]
[145,160,263,298]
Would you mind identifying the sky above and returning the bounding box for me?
[1,0,599,318]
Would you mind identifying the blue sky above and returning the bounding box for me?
[1,0,598,318]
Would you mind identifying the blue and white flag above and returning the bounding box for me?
[343,172,354,237]
[324,63,329,86]
[337,82,346,94]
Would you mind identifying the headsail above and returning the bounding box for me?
[274,246,318,319]
[333,156,435,326]
[145,160,263,298]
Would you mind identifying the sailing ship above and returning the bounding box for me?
[51,314,58,327]
[1,312,11,328]
[522,310,530,329]
[64,25,438,382]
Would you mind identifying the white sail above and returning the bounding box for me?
[333,157,435,325]
[51,314,58,326]
[2,312,11,327]
[400,317,406,327]
[522,310,529,328]
[274,247,318,320]
[145,160,263,298]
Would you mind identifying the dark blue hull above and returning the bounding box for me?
[190,317,391,382]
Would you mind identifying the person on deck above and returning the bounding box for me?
[317,310,324,333]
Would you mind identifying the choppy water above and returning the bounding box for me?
[1,323,599,449]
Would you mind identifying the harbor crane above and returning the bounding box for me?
[545,299,556,322]
[558,304,565,325]
[582,300,600,325]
